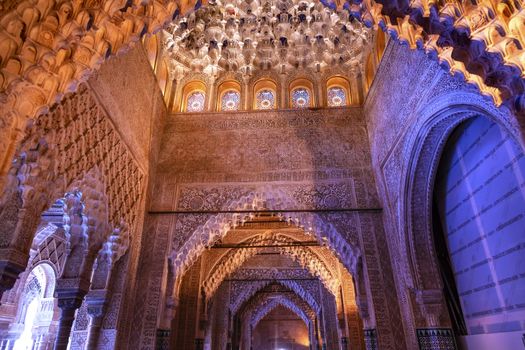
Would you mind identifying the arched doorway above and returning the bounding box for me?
[13,263,58,350]
[431,115,525,349]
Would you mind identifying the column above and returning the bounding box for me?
[206,77,217,111]
[54,290,85,350]
[86,295,106,350]
[280,75,287,109]
[157,295,177,350]
[171,78,184,112]
[315,316,323,350]
[241,76,250,110]
[316,79,324,107]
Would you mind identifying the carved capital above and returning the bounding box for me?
[55,277,91,308]
[55,289,85,311]
[85,295,107,319]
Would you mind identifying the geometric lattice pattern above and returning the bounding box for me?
[186,91,206,112]
[327,87,347,107]
[364,329,378,350]
[291,88,310,108]
[220,91,240,111]
[417,329,457,350]
[256,90,276,110]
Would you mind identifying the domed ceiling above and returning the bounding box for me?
[161,0,372,80]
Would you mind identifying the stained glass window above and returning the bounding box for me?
[186,91,205,112]
[291,88,311,108]
[256,89,275,110]
[327,87,347,107]
[220,90,240,111]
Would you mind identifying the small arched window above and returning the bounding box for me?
[326,76,351,106]
[180,81,207,112]
[253,79,278,110]
[217,81,242,112]
[220,90,241,111]
[327,87,347,107]
[256,89,276,110]
[291,88,311,108]
[289,78,315,108]
[186,91,206,112]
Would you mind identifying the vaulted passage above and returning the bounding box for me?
[0,1,524,350]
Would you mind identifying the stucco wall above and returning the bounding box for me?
[129,107,406,350]
[88,43,167,175]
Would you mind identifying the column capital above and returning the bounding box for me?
[85,291,109,318]
[54,285,87,311]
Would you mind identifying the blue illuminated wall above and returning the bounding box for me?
[435,116,525,337]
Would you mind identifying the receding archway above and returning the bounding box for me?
[402,98,525,348]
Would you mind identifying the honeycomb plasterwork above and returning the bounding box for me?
[0,84,144,245]
[162,0,371,78]
[0,0,523,129]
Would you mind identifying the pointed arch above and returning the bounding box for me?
[203,233,339,298]
[230,278,320,315]
[180,80,207,113]
[169,188,361,289]
[216,80,241,111]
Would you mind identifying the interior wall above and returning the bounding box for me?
[88,43,167,176]
[364,39,525,350]
[435,116,525,348]
[129,107,405,349]
[83,44,168,349]
[252,306,309,350]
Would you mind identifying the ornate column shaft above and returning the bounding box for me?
[54,288,85,350]
[280,75,287,109]
[206,77,217,111]
[170,78,183,113]
[316,80,324,107]
[86,294,106,350]
[241,76,250,111]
